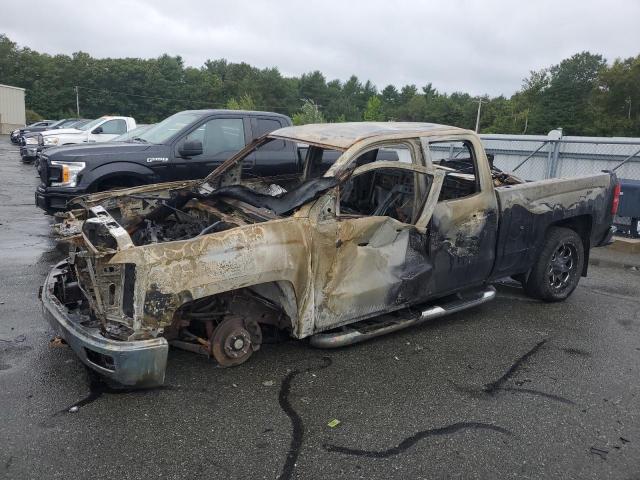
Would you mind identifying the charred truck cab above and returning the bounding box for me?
[42,123,619,387]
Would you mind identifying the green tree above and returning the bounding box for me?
[226,93,256,110]
[363,96,384,121]
[521,52,606,134]
[25,109,42,123]
[2,34,638,136]
[292,99,325,125]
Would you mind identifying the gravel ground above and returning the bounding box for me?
[1,135,639,479]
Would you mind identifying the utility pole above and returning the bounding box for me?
[627,96,632,120]
[75,86,80,117]
[475,98,482,133]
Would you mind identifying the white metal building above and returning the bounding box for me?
[0,84,26,134]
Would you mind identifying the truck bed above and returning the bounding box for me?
[491,172,616,280]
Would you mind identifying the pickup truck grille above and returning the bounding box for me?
[39,155,49,185]
[39,155,63,186]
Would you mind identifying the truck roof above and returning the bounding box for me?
[179,109,290,120]
[268,122,470,150]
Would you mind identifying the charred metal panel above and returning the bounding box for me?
[429,201,499,294]
[110,219,314,334]
[269,122,461,151]
[312,217,423,330]
[208,177,338,215]
[491,173,612,279]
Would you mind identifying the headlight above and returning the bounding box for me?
[44,136,60,146]
[51,161,86,187]
[25,137,38,145]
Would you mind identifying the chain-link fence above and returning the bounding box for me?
[477,131,640,237]
[479,132,640,181]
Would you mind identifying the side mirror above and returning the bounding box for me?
[179,139,203,158]
[92,126,103,134]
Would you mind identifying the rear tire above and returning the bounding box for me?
[523,227,584,302]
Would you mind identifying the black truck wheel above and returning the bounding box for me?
[524,227,584,302]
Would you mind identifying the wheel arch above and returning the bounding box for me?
[169,280,300,333]
[84,163,156,192]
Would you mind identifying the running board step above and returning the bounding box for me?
[309,285,496,349]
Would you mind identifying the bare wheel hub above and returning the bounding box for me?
[211,317,262,367]
[225,332,251,358]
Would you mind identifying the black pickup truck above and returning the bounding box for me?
[35,110,313,212]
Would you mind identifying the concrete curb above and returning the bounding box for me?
[587,236,640,272]
[589,258,640,272]
[609,236,640,254]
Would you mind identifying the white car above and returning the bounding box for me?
[40,116,137,148]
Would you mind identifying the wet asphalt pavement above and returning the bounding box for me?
[1,135,639,479]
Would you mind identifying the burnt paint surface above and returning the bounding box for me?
[429,197,499,294]
[491,173,615,280]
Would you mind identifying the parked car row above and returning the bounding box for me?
[33,124,153,173]
[11,118,87,145]
[18,115,138,163]
[20,119,93,160]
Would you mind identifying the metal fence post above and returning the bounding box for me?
[550,140,561,177]
[545,142,554,179]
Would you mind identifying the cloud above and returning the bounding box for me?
[2,0,639,96]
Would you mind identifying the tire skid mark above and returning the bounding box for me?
[484,339,547,394]
[483,339,575,404]
[498,387,574,404]
[447,340,574,405]
[324,422,511,458]
[277,356,332,480]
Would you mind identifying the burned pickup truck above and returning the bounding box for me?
[41,122,619,387]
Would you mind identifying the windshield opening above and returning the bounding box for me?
[112,124,153,142]
[48,119,66,128]
[59,119,80,127]
[135,112,202,145]
[78,118,106,131]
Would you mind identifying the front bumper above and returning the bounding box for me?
[35,185,84,212]
[41,261,169,387]
[20,145,39,161]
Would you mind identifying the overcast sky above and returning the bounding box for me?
[3,0,640,96]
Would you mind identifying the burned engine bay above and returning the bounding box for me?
[75,176,338,250]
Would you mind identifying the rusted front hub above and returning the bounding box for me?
[211,317,261,367]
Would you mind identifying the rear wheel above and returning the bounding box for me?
[523,227,584,302]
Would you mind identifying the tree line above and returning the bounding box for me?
[1,34,639,136]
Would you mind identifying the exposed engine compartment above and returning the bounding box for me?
[130,197,260,246]
[73,175,340,249]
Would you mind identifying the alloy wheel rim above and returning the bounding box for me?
[548,242,577,291]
